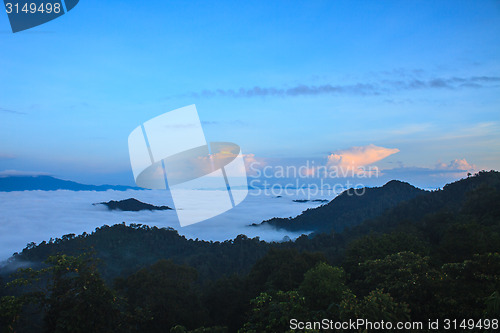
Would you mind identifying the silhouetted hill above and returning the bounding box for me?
[3,224,273,282]
[96,198,172,211]
[257,180,426,233]
[0,175,140,192]
[348,170,500,235]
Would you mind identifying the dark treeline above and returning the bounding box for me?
[1,171,499,332]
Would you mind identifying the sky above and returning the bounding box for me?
[1,0,499,188]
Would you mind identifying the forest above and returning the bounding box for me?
[1,171,499,332]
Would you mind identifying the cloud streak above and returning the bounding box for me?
[0,155,16,161]
[0,170,51,177]
[382,158,478,189]
[0,107,26,115]
[187,76,500,98]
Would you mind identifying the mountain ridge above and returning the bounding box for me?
[256,179,427,233]
[0,175,141,192]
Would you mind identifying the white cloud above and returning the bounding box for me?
[0,189,335,261]
[436,158,476,171]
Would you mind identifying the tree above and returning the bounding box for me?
[239,291,312,333]
[339,289,410,324]
[439,253,500,319]
[8,253,121,333]
[0,296,24,333]
[354,251,441,319]
[343,232,429,279]
[247,248,325,293]
[115,259,207,332]
[202,275,249,332]
[299,263,348,313]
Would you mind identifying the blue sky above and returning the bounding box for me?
[1,0,499,188]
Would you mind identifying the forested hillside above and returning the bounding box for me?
[258,180,426,233]
[1,171,499,332]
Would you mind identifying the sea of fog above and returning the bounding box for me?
[0,189,338,261]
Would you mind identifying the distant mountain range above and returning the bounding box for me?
[0,175,140,192]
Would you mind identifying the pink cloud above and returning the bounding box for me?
[436,158,476,171]
[243,154,267,176]
[327,144,400,169]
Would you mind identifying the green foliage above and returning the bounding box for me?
[6,253,121,333]
[438,253,500,319]
[247,248,325,292]
[0,296,24,333]
[299,262,348,312]
[115,259,207,332]
[343,232,430,277]
[339,289,410,324]
[436,221,499,262]
[462,183,500,221]
[202,275,249,332]
[45,255,121,333]
[354,251,442,319]
[12,224,272,283]
[239,291,309,333]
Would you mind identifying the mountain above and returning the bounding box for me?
[0,175,140,192]
[348,170,500,236]
[257,180,426,233]
[1,171,498,333]
[2,224,273,283]
[257,170,500,236]
[3,173,498,283]
[96,198,172,211]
